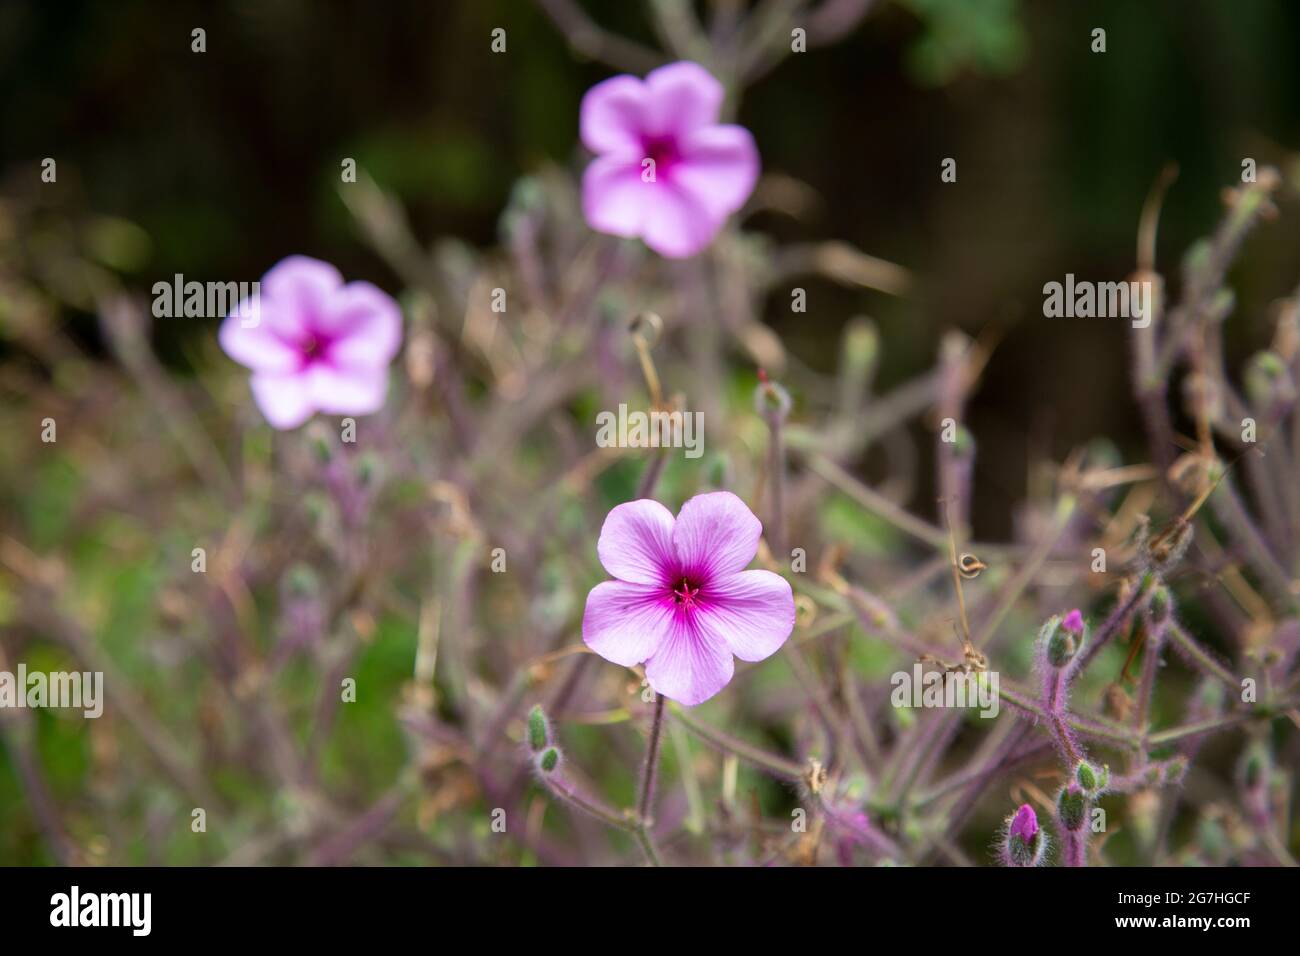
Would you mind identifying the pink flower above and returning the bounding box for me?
[1062,608,1085,634]
[219,256,402,430]
[582,492,795,706]
[579,61,760,259]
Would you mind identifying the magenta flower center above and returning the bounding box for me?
[671,576,703,609]
[642,134,681,173]
[294,327,336,368]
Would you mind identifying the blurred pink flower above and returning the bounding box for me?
[582,491,794,706]
[219,256,402,430]
[1062,608,1085,634]
[580,61,759,259]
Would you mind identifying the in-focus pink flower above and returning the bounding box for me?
[1062,608,1085,634]
[579,61,759,259]
[582,491,795,706]
[219,256,402,430]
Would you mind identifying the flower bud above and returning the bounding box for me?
[754,372,792,421]
[1075,760,1109,795]
[1057,785,1087,832]
[536,746,561,774]
[1003,803,1046,867]
[526,705,549,753]
[1042,611,1085,668]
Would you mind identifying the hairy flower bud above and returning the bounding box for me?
[527,705,549,753]
[1075,760,1109,795]
[1057,785,1087,832]
[1003,803,1046,867]
[536,746,561,774]
[754,374,792,421]
[1042,610,1085,668]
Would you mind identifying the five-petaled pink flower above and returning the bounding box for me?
[580,61,760,259]
[582,492,795,706]
[219,255,402,430]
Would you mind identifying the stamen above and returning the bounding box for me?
[672,578,701,609]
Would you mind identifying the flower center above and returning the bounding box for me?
[671,577,702,609]
[298,330,333,367]
[641,134,680,172]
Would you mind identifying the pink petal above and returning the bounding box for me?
[642,61,724,139]
[640,180,725,258]
[321,281,403,366]
[308,363,389,416]
[596,498,677,585]
[249,371,315,430]
[672,491,762,581]
[261,255,343,335]
[674,125,760,219]
[582,580,673,666]
[644,614,734,706]
[581,154,649,239]
[697,569,795,662]
[218,305,301,373]
[580,74,648,154]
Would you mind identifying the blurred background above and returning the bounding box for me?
[1,0,1298,866]
[6,0,1300,536]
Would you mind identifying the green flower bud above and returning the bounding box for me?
[754,376,792,421]
[1040,614,1080,668]
[1057,786,1087,831]
[536,746,561,774]
[527,705,549,753]
[1075,760,1109,794]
